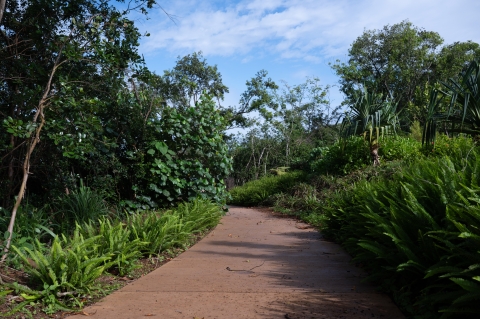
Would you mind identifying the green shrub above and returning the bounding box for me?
[10,233,110,314]
[410,120,423,141]
[310,136,370,175]
[424,134,476,160]
[129,199,222,256]
[78,219,148,276]
[380,136,422,162]
[228,171,307,206]
[7,198,223,314]
[175,199,223,233]
[310,136,423,175]
[54,184,109,231]
[323,154,480,318]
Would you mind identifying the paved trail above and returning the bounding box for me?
[68,207,404,319]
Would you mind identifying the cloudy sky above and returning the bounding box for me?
[134,0,480,109]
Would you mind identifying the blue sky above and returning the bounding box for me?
[132,0,480,112]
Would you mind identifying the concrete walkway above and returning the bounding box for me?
[67,207,405,319]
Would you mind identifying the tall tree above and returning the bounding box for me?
[160,51,229,108]
[332,20,443,113]
[435,41,480,81]
[0,0,157,260]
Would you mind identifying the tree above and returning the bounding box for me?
[230,77,336,183]
[340,89,401,166]
[332,20,443,113]
[0,0,5,24]
[435,41,480,81]
[0,0,157,260]
[160,51,229,108]
[160,53,279,130]
[226,70,279,129]
[333,21,480,124]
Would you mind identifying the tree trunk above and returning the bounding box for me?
[0,0,6,24]
[370,144,380,166]
[1,49,63,262]
[1,112,45,261]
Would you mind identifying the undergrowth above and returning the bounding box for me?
[2,198,222,316]
[229,135,480,318]
[228,171,307,206]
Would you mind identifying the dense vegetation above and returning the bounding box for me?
[227,22,480,319]
[0,0,236,315]
[1,2,480,317]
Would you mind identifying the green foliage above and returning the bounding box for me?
[0,203,56,267]
[381,136,422,162]
[12,235,109,294]
[54,184,109,231]
[128,199,222,256]
[6,198,222,314]
[310,136,371,175]
[410,120,423,141]
[423,59,480,147]
[146,94,232,205]
[423,134,476,159]
[77,219,147,277]
[272,183,325,226]
[322,153,480,318]
[229,77,338,185]
[331,20,479,116]
[228,171,307,206]
[160,51,229,108]
[0,0,153,208]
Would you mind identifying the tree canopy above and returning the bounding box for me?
[332,20,480,122]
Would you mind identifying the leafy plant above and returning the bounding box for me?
[11,234,109,295]
[310,136,370,175]
[228,171,306,206]
[54,183,109,231]
[146,94,232,205]
[128,199,222,256]
[322,152,480,318]
[78,219,147,276]
[423,59,480,146]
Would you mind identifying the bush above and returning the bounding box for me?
[380,136,422,162]
[78,219,148,276]
[310,136,370,175]
[424,134,476,159]
[128,199,222,256]
[8,198,223,314]
[323,154,480,318]
[228,171,307,206]
[11,234,110,313]
[310,136,423,176]
[54,184,109,232]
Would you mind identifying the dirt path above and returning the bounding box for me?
[67,207,405,319]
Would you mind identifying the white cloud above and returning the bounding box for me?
[141,0,480,61]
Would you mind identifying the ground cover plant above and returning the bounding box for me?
[0,199,223,317]
[322,152,480,318]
